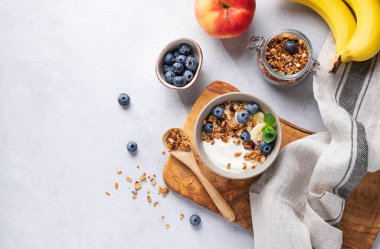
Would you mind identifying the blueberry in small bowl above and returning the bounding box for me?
[156,38,203,90]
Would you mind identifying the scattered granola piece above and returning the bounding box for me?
[251,165,256,169]
[147,196,152,203]
[115,182,119,190]
[132,195,137,200]
[132,190,137,195]
[105,192,110,196]
[180,213,185,220]
[150,178,157,186]
[162,150,166,155]
[116,168,123,174]
[135,181,141,190]
[226,163,231,169]
[234,152,242,157]
[140,172,147,182]
[165,224,170,229]
[136,165,140,169]
[158,186,169,197]
[147,190,151,194]
[153,202,159,207]
[126,176,132,182]
[161,215,165,219]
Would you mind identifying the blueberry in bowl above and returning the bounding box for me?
[156,38,203,90]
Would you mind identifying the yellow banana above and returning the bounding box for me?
[288,0,356,54]
[337,0,380,63]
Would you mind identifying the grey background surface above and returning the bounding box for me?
[1,0,378,248]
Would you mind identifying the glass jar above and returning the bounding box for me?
[246,29,319,87]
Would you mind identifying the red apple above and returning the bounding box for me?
[195,0,256,38]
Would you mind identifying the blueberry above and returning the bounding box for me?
[185,56,198,71]
[175,55,187,65]
[163,53,175,65]
[236,110,250,124]
[189,214,201,227]
[118,93,130,106]
[173,50,180,57]
[183,70,194,83]
[127,141,138,153]
[164,71,176,84]
[163,65,173,73]
[173,76,187,87]
[179,44,192,55]
[240,130,251,141]
[173,63,185,75]
[203,122,213,134]
[259,141,273,156]
[246,103,260,115]
[211,106,224,119]
[285,40,297,54]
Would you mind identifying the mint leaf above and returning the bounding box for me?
[262,123,277,143]
[264,112,276,126]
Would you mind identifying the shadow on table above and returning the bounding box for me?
[177,71,208,111]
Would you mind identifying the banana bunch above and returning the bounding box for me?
[289,0,380,72]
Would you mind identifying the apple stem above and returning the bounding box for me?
[224,7,228,20]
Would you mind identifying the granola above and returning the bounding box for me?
[258,33,310,84]
[164,128,191,152]
[158,186,170,197]
[201,100,276,171]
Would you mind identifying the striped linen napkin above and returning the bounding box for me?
[249,33,380,249]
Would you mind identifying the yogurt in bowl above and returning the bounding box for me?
[194,93,282,180]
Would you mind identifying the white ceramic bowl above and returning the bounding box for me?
[156,38,203,90]
[194,92,282,179]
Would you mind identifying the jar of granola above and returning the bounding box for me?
[246,29,319,87]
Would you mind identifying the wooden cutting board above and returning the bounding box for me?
[163,81,380,249]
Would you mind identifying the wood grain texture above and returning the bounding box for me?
[163,81,380,249]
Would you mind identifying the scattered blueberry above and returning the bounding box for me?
[118,93,130,106]
[179,44,192,55]
[246,103,260,115]
[175,55,187,65]
[173,76,187,87]
[189,214,201,227]
[203,122,213,134]
[163,52,175,65]
[173,50,180,57]
[211,106,224,119]
[183,70,194,83]
[164,71,176,84]
[259,141,273,156]
[173,63,185,75]
[236,110,250,124]
[185,56,198,71]
[163,65,173,73]
[285,40,297,54]
[240,130,251,141]
[127,141,138,153]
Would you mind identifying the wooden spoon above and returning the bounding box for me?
[162,128,235,222]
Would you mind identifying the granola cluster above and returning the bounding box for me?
[265,33,309,75]
[164,128,191,152]
[202,100,267,168]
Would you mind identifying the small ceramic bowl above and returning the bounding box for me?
[194,92,282,180]
[156,38,203,90]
